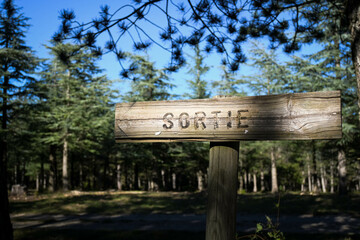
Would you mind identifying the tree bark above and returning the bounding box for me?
[62,71,71,192]
[79,162,83,190]
[337,149,348,195]
[161,169,166,190]
[270,147,278,193]
[172,172,176,190]
[134,163,139,190]
[62,138,69,191]
[260,170,265,192]
[330,161,335,193]
[48,145,57,192]
[301,171,305,192]
[311,142,319,193]
[243,171,248,192]
[116,164,122,191]
[307,161,312,193]
[347,0,360,124]
[197,170,204,192]
[252,173,257,193]
[0,72,13,239]
[320,166,327,193]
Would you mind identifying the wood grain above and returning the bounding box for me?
[206,142,239,240]
[115,91,342,142]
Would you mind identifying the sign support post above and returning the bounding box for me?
[206,141,239,240]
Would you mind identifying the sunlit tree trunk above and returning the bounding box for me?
[307,161,312,193]
[311,142,319,193]
[320,166,327,193]
[62,139,69,191]
[116,164,122,191]
[172,172,176,190]
[270,147,278,193]
[197,170,204,191]
[260,170,265,192]
[301,171,305,192]
[243,171,248,191]
[253,173,257,193]
[161,169,166,190]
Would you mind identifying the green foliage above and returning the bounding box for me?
[239,41,290,96]
[212,62,245,96]
[38,43,116,153]
[122,53,173,102]
[250,216,285,240]
[184,44,210,99]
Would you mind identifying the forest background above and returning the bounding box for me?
[0,0,360,239]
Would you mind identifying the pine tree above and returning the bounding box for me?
[212,62,242,96]
[287,13,358,194]
[239,42,290,193]
[184,44,210,99]
[0,0,38,238]
[123,52,173,102]
[121,52,173,190]
[38,43,116,191]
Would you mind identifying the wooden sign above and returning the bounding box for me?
[115,91,342,142]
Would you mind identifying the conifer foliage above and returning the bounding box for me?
[38,43,116,191]
[0,0,38,238]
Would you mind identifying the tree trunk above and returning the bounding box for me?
[307,162,312,192]
[243,171,248,192]
[116,164,122,191]
[270,147,278,193]
[79,162,84,190]
[39,158,44,192]
[36,174,39,192]
[301,171,305,192]
[62,138,69,191]
[347,0,360,123]
[0,72,13,239]
[197,170,204,191]
[330,161,335,193]
[252,173,257,193]
[260,170,265,192]
[172,172,176,190]
[161,169,166,190]
[320,166,327,193]
[49,145,57,192]
[311,142,319,193]
[134,163,139,190]
[337,149,347,195]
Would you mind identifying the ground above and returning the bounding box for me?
[10,191,360,240]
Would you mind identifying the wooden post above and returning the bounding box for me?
[207,142,239,240]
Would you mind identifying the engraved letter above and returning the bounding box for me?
[179,112,190,129]
[227,111,232,129]
[163,113,174,129]
[211,111,221,129]
[237,110,249,128]
[195,111,206,130]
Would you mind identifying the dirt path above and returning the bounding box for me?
[11,213,360,234]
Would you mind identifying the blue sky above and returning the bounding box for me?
[16,0,317,98]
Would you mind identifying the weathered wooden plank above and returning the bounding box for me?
[206,142,239,240]
[115,91,342,142]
